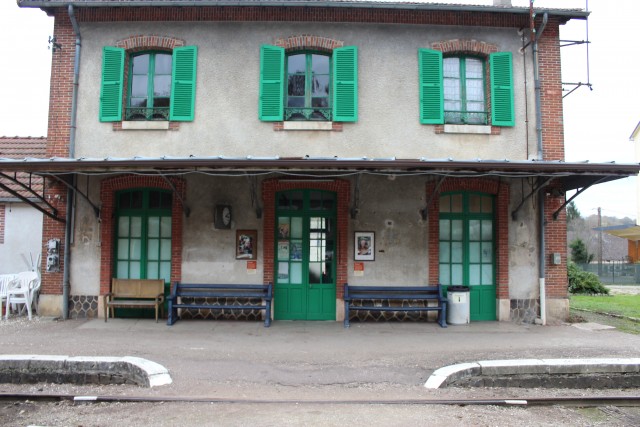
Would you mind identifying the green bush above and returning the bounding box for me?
[567,262,609,295]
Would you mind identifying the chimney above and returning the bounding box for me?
[494,0,512,6]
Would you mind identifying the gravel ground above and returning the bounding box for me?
[2,313,640,425]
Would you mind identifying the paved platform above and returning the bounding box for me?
[1,317,639,399]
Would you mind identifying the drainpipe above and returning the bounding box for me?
[62,5,81,319]
[533,12,548,325]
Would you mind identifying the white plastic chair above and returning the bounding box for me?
[0,274,18,319]
[5,271,39,320]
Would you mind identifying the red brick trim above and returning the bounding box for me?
[99,175,186,295]
[536,19,565,160]
[75,7,531,28]
[116,35,185,50]
[262,179,350,299]
[0,204,5,244]
[275,34,344,52]
[427,178,509,299]
[431,39,501,134]
[432,39,498,55]
[544,186,567,299]
[41,182,68,295]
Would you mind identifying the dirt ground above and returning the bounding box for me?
[1,316,640,425]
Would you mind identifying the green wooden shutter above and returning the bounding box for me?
[259,45,284,121]
[490,52,515,127]
[332,46,358,122]
[418,49,443,125]
[170,46,198,121]
[99,47,125,122]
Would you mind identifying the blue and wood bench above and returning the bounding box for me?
[167,282,273,327]
[343,283,447,328]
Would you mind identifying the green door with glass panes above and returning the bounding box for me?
[114,189,173,317]
[439,192,496,321]
[274,190,336,320]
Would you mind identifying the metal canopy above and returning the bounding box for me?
[1,157,637,223]
[1,156,637,193]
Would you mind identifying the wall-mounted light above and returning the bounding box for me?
[48,36,62,53]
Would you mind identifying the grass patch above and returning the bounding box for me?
[570,294,640,319]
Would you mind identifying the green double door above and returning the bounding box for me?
[274,190,336,320]
[114,189,172,317]
[439,192,496,321]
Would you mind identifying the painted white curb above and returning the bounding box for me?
[0,355,172,388]
[425,358,640,389]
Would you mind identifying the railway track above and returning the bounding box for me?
[1,393,640,407]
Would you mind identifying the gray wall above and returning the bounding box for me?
[68,20,542,302]
[74,22,537,161]
[70,174,541,300]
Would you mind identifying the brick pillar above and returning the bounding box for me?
[40,11,76,300]
[537,18,569,317]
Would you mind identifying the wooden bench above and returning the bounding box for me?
[167,282,273,327]
[103,278,165,323]
[343,283,447,328]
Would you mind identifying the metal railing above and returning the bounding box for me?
[125,107,170,121]
[284,107,332,121]
[444,110,489,125]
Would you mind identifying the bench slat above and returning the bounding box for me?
[351,306,443,311]
[172,304,267,310]
[176,292,269,299]
[168,282,273,327]
[107,300,160,307]
[346,293,443,300]
[344,283,447,328]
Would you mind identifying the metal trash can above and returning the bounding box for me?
[447,286,470,325]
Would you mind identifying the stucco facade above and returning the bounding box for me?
[15,0,634,325]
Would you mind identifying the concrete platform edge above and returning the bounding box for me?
[424,358,640,389]
[0,355,172,388]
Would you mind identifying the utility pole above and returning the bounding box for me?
[598,207,602,276]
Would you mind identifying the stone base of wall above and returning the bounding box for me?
[36,295,62,318]
[546,298,570,325]
[69,295,99,319]
[178,297,264,321]
[347,299,437,323]
[510,298,540,324]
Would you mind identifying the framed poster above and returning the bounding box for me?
[236,230,257,260]
[354,231,375,261]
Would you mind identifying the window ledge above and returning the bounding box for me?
[444,124,491,135]
[122,121,170,131]
[283,122,334,131]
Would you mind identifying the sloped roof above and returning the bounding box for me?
[17,0,589,20]
[0,137,46,201]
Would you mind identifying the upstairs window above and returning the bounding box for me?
[259,45,357,123]
[286,53,331,121]
[444,56,486,125]
[100,46,198,122]
[419,49,514,127]
[128,52,172,121]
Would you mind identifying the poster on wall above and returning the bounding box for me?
[354,231,375,261]
[236,230,257,260]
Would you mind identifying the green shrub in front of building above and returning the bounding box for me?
[568,262,610,295]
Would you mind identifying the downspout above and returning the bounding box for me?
[63,4,81,319]
[533,12,548,325]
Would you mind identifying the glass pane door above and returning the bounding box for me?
[114,189,172,318]
[274,190,336,320]
[439,192,496,321]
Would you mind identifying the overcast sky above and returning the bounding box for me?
[1,0,637,220]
